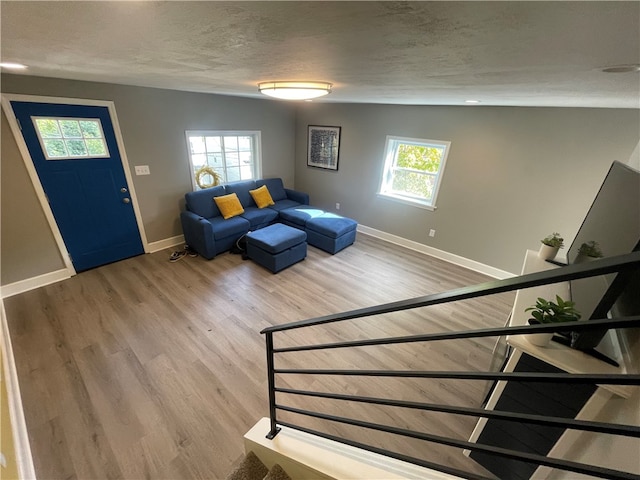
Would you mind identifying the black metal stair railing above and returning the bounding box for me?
[261,251,640,480]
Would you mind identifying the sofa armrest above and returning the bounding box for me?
[180,211,217,259]
[285,188,309,205]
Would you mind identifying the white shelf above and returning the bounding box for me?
[506,250,632,398]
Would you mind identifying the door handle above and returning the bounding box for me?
[120,187,128,193]
[123,198,131,204]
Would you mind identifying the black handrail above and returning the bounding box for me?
[271,316,640,353]
[274,387,640,437]
[273,368,640,384]
[277,406,638,480]
[261,252,640,479]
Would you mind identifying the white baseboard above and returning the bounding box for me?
[147,234,185,253]
[357,224,515,279]
[1,302,37,480]
[0,235,185,298]
[0,229,511,298]
[1,268,71,299]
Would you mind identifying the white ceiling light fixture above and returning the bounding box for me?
[465,99,481,104]
[0,62,27,70]
[258,81,332,100]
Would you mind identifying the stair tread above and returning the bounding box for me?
[264,464,292,480]
[224,451,268,480]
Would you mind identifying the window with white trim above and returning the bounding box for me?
[32,117,109,160]
[378,136,450,209]
[186,131,262,190]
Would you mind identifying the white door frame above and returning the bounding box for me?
[1,93,149,277]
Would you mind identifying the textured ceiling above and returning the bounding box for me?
[2,1,640,108]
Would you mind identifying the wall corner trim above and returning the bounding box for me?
[1,302,37,480]
[357,224,516,280]
[1,269,71,299]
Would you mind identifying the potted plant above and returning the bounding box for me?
[524,295,581,346]
[575,241,603,263]
[538,232,564,260]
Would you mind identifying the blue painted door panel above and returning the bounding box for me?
[11,101,144,272]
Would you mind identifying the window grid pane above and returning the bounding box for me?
[35,119,61,138]
[43,139,68,158]
[189,136,206,154]
[187,132,259,189]
[380,136,450,208]
[59,120,82,138]
[33,117,110,160]
[390,169,436,201]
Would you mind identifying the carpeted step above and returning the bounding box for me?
[264,463,291,480]
[225,451,268,480]
[224,451,292,480]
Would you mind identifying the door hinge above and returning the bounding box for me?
[17,118,23,130]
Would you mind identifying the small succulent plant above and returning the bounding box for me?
[578,241,603,258]
[541,232,564,248]
[525,295,581,324]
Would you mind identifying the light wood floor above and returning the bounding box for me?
[5,234,514,479]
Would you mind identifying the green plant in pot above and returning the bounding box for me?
[576,241,603,262]
[538,232,564,260]
[524,295,581,346]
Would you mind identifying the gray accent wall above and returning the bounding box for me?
[295,103,640,273]
[1,74,296,285]
[1,110,66,284]
[2,73,639,285]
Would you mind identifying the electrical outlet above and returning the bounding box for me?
[336,202,340,210]
[429,229,436,237]
[135,165,150,176]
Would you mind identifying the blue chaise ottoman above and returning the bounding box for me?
[278,206,326,229]
[246,223,307,273]
[305,213,357,254]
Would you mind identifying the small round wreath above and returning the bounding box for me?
[195,165,221,189]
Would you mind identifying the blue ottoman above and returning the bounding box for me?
[246,223,307,273]
[305,213,357,254]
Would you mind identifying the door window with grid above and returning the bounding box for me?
[186,131,261,190]
[32,116,109,160]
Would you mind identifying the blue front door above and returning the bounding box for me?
[11,101,144,272]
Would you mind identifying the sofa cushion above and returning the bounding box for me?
[240,206,279,229]
[269,199,303,212]
[249,184,275,208]
[208,215,250,240]
[214,193,245,219]
[185,185,226,218]
[279,206,326,227]
[256,178,287,202]
[225,180,257,208]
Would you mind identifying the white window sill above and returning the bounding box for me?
[377,192,437,211]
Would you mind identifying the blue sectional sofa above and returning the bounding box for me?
[181,178,309,259]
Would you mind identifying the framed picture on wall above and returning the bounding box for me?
[307,125,341,171]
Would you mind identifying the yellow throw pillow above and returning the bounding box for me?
[249,185,275,209]
[213,193,245,219]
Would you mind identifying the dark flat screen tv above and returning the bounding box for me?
[566,161,640,351]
